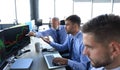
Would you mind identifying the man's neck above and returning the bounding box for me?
[72,30,79,36]
[72,27,80,36]
[105,56,120,70]
[52,26,59,30]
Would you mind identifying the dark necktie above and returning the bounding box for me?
[102,68,105,70]
[56,29,60,44]
[69,38,74,59]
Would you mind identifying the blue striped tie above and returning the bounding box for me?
[56,29,60,44]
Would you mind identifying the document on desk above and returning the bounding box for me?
[43,53,66,69]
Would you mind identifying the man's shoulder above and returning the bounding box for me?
[59,25,65,28]
[59,25,66,32]
[76,31,83,37]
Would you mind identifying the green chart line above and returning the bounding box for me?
[0,39,4,49]
[6,27,27,48]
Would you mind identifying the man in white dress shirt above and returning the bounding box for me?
[81,14,120,70]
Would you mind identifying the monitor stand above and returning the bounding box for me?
[10,58,33,70]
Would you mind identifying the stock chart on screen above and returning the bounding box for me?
[0,31,6,69]
[3,25,30,58]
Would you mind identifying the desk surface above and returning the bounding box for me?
[5,37,66,70]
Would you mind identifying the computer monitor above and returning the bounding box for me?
[0,31,6,69]
[0,24,15,30]
[3,25,30,58]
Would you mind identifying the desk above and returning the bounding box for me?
[4,37,66,70]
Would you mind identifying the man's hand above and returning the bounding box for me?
[27,32,35,36]
[41,37,50,44]
[53,57,68,65]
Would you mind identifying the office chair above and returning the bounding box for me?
[60,20,65,25]
[35,19,42,32]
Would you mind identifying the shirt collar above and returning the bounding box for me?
[104,66,120,70]
[51,26,61,31]
[71,31,81,39]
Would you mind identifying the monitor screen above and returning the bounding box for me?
[3,25,30,58]
[0,31,6,69]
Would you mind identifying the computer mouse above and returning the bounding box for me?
[47,48,56,52]
[42,48,48,52]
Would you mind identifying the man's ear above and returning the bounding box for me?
[109,41,120,58]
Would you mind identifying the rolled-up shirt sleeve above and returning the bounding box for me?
[35,30,51,38]
[49,36,68,51]
[35,32,43,37]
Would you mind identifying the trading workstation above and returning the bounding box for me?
[0,25,66,70]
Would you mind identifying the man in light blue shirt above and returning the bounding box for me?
[28,17,67,44]
[82,14,120,70]
[42,15,90,70]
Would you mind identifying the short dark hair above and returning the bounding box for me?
[81,14,120,43]
[66,15,81,26]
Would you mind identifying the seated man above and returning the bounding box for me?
[28,17,67,44]
[28,17,69,57]
[82,14,120,70]
[42,15,90,70]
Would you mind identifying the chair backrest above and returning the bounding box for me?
[60,20,65,25]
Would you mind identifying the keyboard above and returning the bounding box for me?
[44,53,66,69]
[46,55,55,67]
